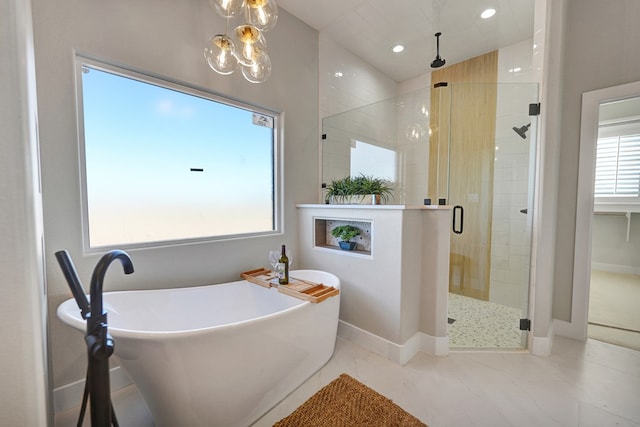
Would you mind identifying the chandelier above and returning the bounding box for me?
[204,0,278,83]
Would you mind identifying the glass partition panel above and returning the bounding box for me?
[322,87,431,204]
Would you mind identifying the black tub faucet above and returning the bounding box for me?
[87,250,134,427]
[55,249,134,427]
[89,250,134,324]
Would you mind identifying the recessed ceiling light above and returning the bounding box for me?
[481,8,496,19]
[392,44,405,53]
[508,67,522,73]
[333,71,343,78]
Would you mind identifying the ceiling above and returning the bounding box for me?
[276,0,535,82]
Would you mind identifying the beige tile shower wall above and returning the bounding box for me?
[431,51,499,301]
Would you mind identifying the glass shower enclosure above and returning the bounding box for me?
[322,82,539,350]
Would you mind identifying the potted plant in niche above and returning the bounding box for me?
[325,174,394,204]
[331,224,361,250]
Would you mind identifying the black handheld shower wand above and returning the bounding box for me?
[55,251,90,320]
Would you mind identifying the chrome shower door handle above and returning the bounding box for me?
[453,205,464,234]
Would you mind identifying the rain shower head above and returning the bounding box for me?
[513,123,531,139]
[431,32,446,68]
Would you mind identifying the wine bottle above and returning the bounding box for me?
[278,244,289,285]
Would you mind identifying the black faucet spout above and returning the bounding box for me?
[87,249,134,427]
[89,250,134,322]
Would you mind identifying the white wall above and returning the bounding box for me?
[592,215,640,274]
[0,0,49,424]
[553,0,640,321]
[319,33,397,119]
[31,0,319,393]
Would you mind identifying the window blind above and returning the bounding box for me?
[595,134,640,198]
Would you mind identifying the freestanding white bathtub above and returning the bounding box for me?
[57,269,340,427]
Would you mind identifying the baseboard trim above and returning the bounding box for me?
[531,335,552,356]
[53,366,133,414]
[419,332,449,356]
[337,320,448,364]
[530,321,555,356]
[553,317,587,341]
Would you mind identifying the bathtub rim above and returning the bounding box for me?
[57,269,340,341]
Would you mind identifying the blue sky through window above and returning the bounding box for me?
[81,65,276,247]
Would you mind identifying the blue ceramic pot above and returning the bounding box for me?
[338,241,357,250]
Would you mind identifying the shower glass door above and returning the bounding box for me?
[436,82,539,349]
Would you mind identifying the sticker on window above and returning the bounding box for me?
[253,113,274,128]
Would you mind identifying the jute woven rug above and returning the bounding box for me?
[273,373,427,427]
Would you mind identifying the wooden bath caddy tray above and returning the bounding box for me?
[240,268,339,303]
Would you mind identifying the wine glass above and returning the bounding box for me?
[268,249,280,282]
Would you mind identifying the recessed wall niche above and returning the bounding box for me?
[314,218,372,255]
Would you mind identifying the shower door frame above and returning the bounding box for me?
[433,81,539,350]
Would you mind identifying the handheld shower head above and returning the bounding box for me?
[513,123,531,139]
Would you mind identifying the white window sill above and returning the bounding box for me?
[593,203,640,214]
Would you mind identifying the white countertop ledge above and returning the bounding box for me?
[296,204,453,210]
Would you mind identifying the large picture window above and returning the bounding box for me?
[76,57,280,250]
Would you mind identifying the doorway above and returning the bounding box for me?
[586,95,640,350]
[573,80,640,351]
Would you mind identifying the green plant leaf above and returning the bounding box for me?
[330,224,361,242]
[325,174,394,203]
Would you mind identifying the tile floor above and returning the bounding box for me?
[56,336,640,427]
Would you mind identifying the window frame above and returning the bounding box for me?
[74,55,283,253]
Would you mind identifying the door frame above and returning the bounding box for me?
[570,80,640,340]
